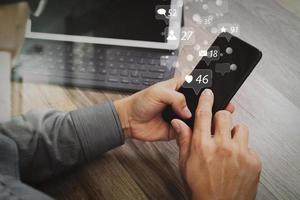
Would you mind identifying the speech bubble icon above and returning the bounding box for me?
[215,63,231,76]
[155,5,171,24]
[183,69,213,95]
[155,5,181,24]
[157,8,166,16]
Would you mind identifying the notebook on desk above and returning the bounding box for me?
[12,0,183,92]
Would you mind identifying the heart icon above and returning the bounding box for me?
[185,75,193,84]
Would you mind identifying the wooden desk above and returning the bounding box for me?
[7,0,300,199]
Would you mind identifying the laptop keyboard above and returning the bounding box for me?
[12,39,176,92]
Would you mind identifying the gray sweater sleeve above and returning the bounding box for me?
[0,101,124,184]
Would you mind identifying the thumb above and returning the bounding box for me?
[171,119,192,163]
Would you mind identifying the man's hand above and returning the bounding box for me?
[114,78,234,141]
[171,89,261,200]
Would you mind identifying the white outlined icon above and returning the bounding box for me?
[157,8,167,17]
[167,30,178,41]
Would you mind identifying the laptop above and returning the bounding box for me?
[12,0,183,92]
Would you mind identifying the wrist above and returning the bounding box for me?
[114,98,132,139]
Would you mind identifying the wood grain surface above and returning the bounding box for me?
[4,0,300,199]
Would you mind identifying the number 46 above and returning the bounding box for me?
[196,75,209,84]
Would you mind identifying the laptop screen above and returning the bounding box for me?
[30,0,171,43]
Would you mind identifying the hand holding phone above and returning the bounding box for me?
[163,32,262,127]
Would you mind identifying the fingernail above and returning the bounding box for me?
[202,89,213,96]
[171,120,181,133]
[183,106,192,118]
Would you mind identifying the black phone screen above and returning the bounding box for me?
[163,33,262,127]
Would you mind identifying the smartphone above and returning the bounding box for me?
[162,32,263,128]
